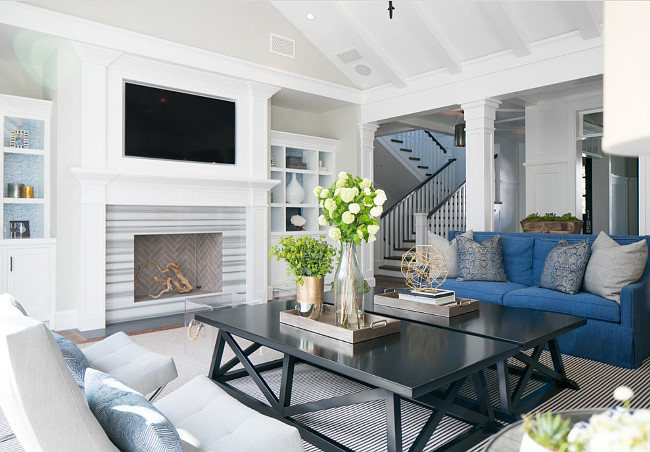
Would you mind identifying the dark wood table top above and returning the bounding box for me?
[324,288,587,349]
[197,300,519,399]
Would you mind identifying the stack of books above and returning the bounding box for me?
[397,288,456,305]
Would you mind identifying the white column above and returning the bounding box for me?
[359,122,379,285]
[462,99,501,231]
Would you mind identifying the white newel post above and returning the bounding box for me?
[360,122,379,286]
[414,213,427,246]
[462,99,501,232]
[72,43,121,330]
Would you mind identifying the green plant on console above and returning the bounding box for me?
[522,212,581,222]
[270,235,336,284]
[522,412,572,452]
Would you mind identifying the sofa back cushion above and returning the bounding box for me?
[0,315,118,452]
[453,232,534,285]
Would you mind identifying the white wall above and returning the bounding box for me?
[0,56,44,98]
[524,89,602,218]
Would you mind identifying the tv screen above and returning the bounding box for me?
[124,82,236,165]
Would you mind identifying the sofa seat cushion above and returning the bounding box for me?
[502,287,620,323]
[439,279,527,304]
[154,376,304,452]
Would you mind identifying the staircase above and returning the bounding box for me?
[377,158,462,277]
[376,130,449,181]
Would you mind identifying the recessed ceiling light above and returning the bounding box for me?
[306,13,315,20]
[355,64,372,76]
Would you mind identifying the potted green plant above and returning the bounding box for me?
[521,412,572,452]
[270,235,336,319]
[520,212,584,234]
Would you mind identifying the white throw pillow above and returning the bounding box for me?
[427,230,473,279]
[583,232,648,303]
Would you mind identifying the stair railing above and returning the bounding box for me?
[381,130,447,179]
[427,182,467,239]
[380,158,456,260]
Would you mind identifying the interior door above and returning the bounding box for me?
[610,175,629,235]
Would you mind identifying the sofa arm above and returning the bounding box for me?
[620,278,650,328]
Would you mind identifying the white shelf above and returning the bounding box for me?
[4,198,45,204]
[4,147,45,155]
[286,203,319,208]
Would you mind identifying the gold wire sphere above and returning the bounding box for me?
[401,245,448,292]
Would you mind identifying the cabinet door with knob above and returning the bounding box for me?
[4,243,55,323]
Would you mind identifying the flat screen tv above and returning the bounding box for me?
[124,82,236,165]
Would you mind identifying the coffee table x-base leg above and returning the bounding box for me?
[209,330,501,452]
[495,338,579,422]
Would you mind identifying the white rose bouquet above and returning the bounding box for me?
[314,172,385,245]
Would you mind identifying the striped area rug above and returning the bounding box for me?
[2,326,649,451]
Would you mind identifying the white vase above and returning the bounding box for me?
[520,432,554,452]
[286,174,305,204]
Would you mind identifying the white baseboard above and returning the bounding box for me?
[52,310,78,331]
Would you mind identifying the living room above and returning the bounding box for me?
[1,1,650,451]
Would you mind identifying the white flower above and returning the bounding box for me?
[341,188,355,203]
[342,211,355,224]
[329,227,341,241]
[324,198,336,212]
[360,178,372,189]
[320,188,330,198]
[368,224,380,235]
[320,200,324,207]
[348,203,361,214]
[335,179,346,188]
[370,206,383,217]
[313,186,323,197]
[357,230,364,240]
[374,189,387,206]
[290,215,306,227]
[364,187,372,195]
[318,215,328,226]
[352,187,359,196]
[368,234,376,243]
[613,386,635,402]
[334,187,342,196]
[338,171,348,180]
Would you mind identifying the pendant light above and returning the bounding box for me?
[454,122,466,147]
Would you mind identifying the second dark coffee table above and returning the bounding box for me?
[325,288,587,421]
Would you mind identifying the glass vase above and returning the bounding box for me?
[333,241,364,329]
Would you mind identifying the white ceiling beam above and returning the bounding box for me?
[477,2,530,58]
[334,1,408,89]
[403,2,461,75]
[564,2,601,40]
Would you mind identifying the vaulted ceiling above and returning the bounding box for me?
[273,1,603,91]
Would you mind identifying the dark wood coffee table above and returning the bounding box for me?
[324,288,587,421]
[197,300,519,452]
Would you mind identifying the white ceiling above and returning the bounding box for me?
[272,1,603,91]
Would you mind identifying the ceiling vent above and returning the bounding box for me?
[337,48,362,65]
[270,33,295,58]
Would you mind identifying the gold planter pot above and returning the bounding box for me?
[295,276,324,319]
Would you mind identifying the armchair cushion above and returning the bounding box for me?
[85,368,183,452]
[51,332,89,389]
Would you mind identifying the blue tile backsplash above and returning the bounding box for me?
[4,154,44,198]
[3,117,45,150]
[4,203,43,239]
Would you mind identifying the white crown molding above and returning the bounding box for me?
[0,1,362,105]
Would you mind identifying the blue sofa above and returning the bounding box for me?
[437,231,650,369]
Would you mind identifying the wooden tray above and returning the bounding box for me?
[279,304,400,343]
[374,292,479,317]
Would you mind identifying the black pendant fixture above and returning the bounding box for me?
[454,122,466,147]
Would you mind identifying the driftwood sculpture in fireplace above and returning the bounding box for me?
[136,261,194,299]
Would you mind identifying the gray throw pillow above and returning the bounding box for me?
[427,230,473,279]
[85,368,183,452]
[583,232,648,303]
[539,239,591,295]
[51,332,90,389]
[456,235,507,282]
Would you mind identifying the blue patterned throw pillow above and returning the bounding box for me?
[85,369,183,452]
[456,235,508,282]
[539,239,591,294]
[51,332,90,389]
